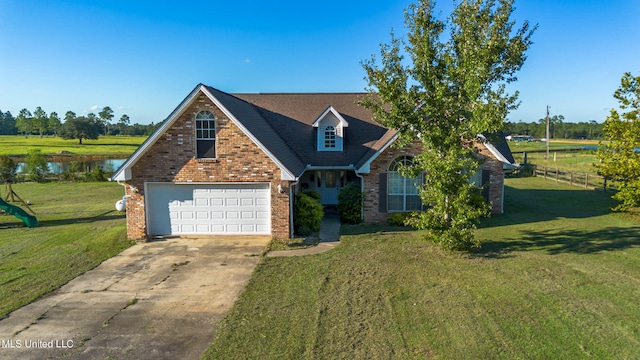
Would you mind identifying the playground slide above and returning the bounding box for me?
[0,198,38,228]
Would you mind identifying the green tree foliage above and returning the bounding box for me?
[596,72,640,211]
[33,106,48,137]
[0,110,17,135]
[48,112,61,135]
[504,119,603,140]
[118,114,130,135]
[5,106,159,137]
[24,149,49,182]
[59,116,101,144]
[16,108,33,136]
[337,184,364,224]
[361,0,535,251]
[99,106,114,135]
[0,155,18,183]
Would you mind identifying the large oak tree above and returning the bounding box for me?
[361,0,535,250]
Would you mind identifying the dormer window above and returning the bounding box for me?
[195,110,216,158]
[313,106,348,152]
[324,126,336,148]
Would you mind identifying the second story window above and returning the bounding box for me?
[324,126,336,148]
[195,110,216,158]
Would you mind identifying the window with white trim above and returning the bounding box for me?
[387,156,423,211]
[195,111,216,158]
[324,126,336,148]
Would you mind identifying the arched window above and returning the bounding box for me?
[324,125,336,148]
[195,110,216,158]
[387,156,423,211]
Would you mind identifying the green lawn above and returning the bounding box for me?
[507,138,600,153]
[0,135,146,158]
[509,139,601,173]
[0,182,133,319]
[513,151,599,173]
[204,177,640,359]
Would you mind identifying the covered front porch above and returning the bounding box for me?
[297,169,361,205]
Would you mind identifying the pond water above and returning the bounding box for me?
[16,158,127,175]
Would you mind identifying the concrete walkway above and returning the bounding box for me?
[0,236,269,360]
[266,212,341,257]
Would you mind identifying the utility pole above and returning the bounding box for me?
[545,105,550,161]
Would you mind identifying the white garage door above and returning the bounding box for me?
[146,183,271,236]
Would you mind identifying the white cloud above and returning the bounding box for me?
[90,105,102,111]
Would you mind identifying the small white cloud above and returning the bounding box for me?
[244,58,251,63]
[90,105,102,111]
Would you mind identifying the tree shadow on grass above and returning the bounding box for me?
[478,226,640,258]
[36,211,125,228]
[479,185,619,229]
[340,223,415,236]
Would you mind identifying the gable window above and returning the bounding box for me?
[387,156,423,211]
[195,110,216,158]
[313,107,347,151]
[324,126,336,148]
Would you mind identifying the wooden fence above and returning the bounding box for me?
[533,166,615,191]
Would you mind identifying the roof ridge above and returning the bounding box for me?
[231,92,368,95]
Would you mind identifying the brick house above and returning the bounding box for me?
[111,84,517,240]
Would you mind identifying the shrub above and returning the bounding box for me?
[303,190,321,201]
[0,155,17,183]
[24,149,49,182]
[387,212,415,226]
[85,165,107,182]
[337,184,363,224]
[294,191,323,235]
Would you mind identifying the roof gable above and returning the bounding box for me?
[111,85,304,181]
[312,106,349,152]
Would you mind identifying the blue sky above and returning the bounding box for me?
[1,0,639,125]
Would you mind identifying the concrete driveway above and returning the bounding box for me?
[0,236,269,360]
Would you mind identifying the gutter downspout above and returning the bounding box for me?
[355,171,365,221]
[289,180,299,238]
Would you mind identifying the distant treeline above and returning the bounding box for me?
[0,107,161,137]
[1,107,605,141]
[504,115,604,140]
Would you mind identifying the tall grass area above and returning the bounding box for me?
[0,182,133,319]
[0,135,146,157]
[204,177,640,359]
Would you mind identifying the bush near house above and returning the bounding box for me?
[337,184,364,224]
[294,191,323,235]
[386,211,417,226]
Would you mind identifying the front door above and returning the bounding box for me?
[319,170,340,205]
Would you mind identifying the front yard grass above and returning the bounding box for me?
[0,182,132,319]
[204,177,640,359]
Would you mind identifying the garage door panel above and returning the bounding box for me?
[147,183,271,236]
[195,198,208,206]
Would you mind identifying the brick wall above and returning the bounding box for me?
[477,144,505,214]
[363,142,424,223]
[124,91,290,240]
[363,142,505,224]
